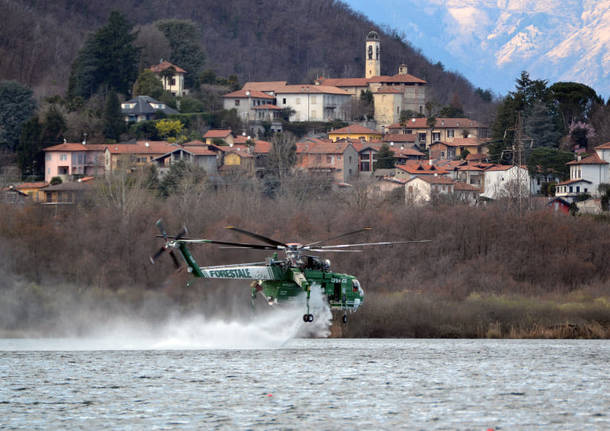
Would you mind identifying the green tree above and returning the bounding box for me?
[374,143,395,169]
[16,117,42,178]
[103,91,126,140]
[68,11,140,99]
[549,82,602,129]
[41,105,67,148]
[133,69,164,98]
[475,88,493,103]
[0,81,36,151]
[525,103,562,148]
[156,20,205,88]
[266,132,297,180]
[526,147,574,180]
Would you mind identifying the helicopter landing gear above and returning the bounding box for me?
[303,314,314,323]
[342,314,348,324]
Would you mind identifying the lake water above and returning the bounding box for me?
[1,337,609,430]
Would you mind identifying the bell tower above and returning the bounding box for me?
[365,31,380,79]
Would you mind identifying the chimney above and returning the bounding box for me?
[577,155,582,161]
[398,64,408,75]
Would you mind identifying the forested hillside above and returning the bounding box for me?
[0,0,493,118]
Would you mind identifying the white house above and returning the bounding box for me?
[274,85,351,122]
[222,89,276,122]
[405,175,455,205]
[481,165,531,200]
[555,148,609,201]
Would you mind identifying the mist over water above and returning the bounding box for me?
[0,281,332,351]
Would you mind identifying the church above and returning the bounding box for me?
[224,31,428,130]
[315,30,428,128]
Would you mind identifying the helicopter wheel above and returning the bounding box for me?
[342,314,348,324]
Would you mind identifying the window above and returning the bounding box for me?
[235,100,240,106]
[170,78,176,85]
[418,133,426,142]
[283,98,286,105]
[368,45,373,60]
[447,129,454,138]
[397,106,400,114]
[60,153,67,161]
[45,153,51,161]
[419,105,423,114]
[432,132,440,141]
[569,186,573,193]
[576,186,580,193]
[316,154,322,163]
[349,156,352,163]
[585,188,588,192]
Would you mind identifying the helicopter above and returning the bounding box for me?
[150,219,429,323]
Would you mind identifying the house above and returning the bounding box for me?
[296,139,359,183]
[328,125,381,142]
[203,129,235,146]
[453,181,481,205]
[352,141,424,175]
[218,145,256,176]
[394,161,449,180]
[405,175,455,205]
[153,145,219,176]
[9,182,48,202]
[275,85,352,122]
[221,89,275,122]
[41,177,95,205]
[481,165,531,200]
[429,138,488,160]
[391,117,488,148]
[150,60,187,97]
[44,142,107,183]
[104,141,178,173]
[121,95,178,123]
[554,147,610,201]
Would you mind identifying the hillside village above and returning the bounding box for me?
[2,27,609,215]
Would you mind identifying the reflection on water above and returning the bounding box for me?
[1,339,609,430]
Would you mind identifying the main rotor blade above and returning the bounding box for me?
[150,247,166,264]
[308,249,363,253]
[175,226,188,241]
[305,227,372,247]
[225,226,287,248]
[169,250,181,269]
[156,219,168,240]
[180,239,277,250]
[311,240,431,249]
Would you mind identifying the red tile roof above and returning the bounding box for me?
[595,142,610,149]
[150,61,186,74]
[14,182,48,189]
[400,117,485,129]
[203,129,233,139]
[368,73,427,84]
[242,81,287,92]
[566,153,608,165]
[44,143,107,152]
[397,161,448,175]
[183,140,206,146]
[275,85,350,95]
[374,86,402,94]
[316,77,369,87]
[183,147,217,156]
[254,140,272,154]
[329,124,379,135]
[222,89,274,99]
[107,141,177,154]
[296,140,353,154]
